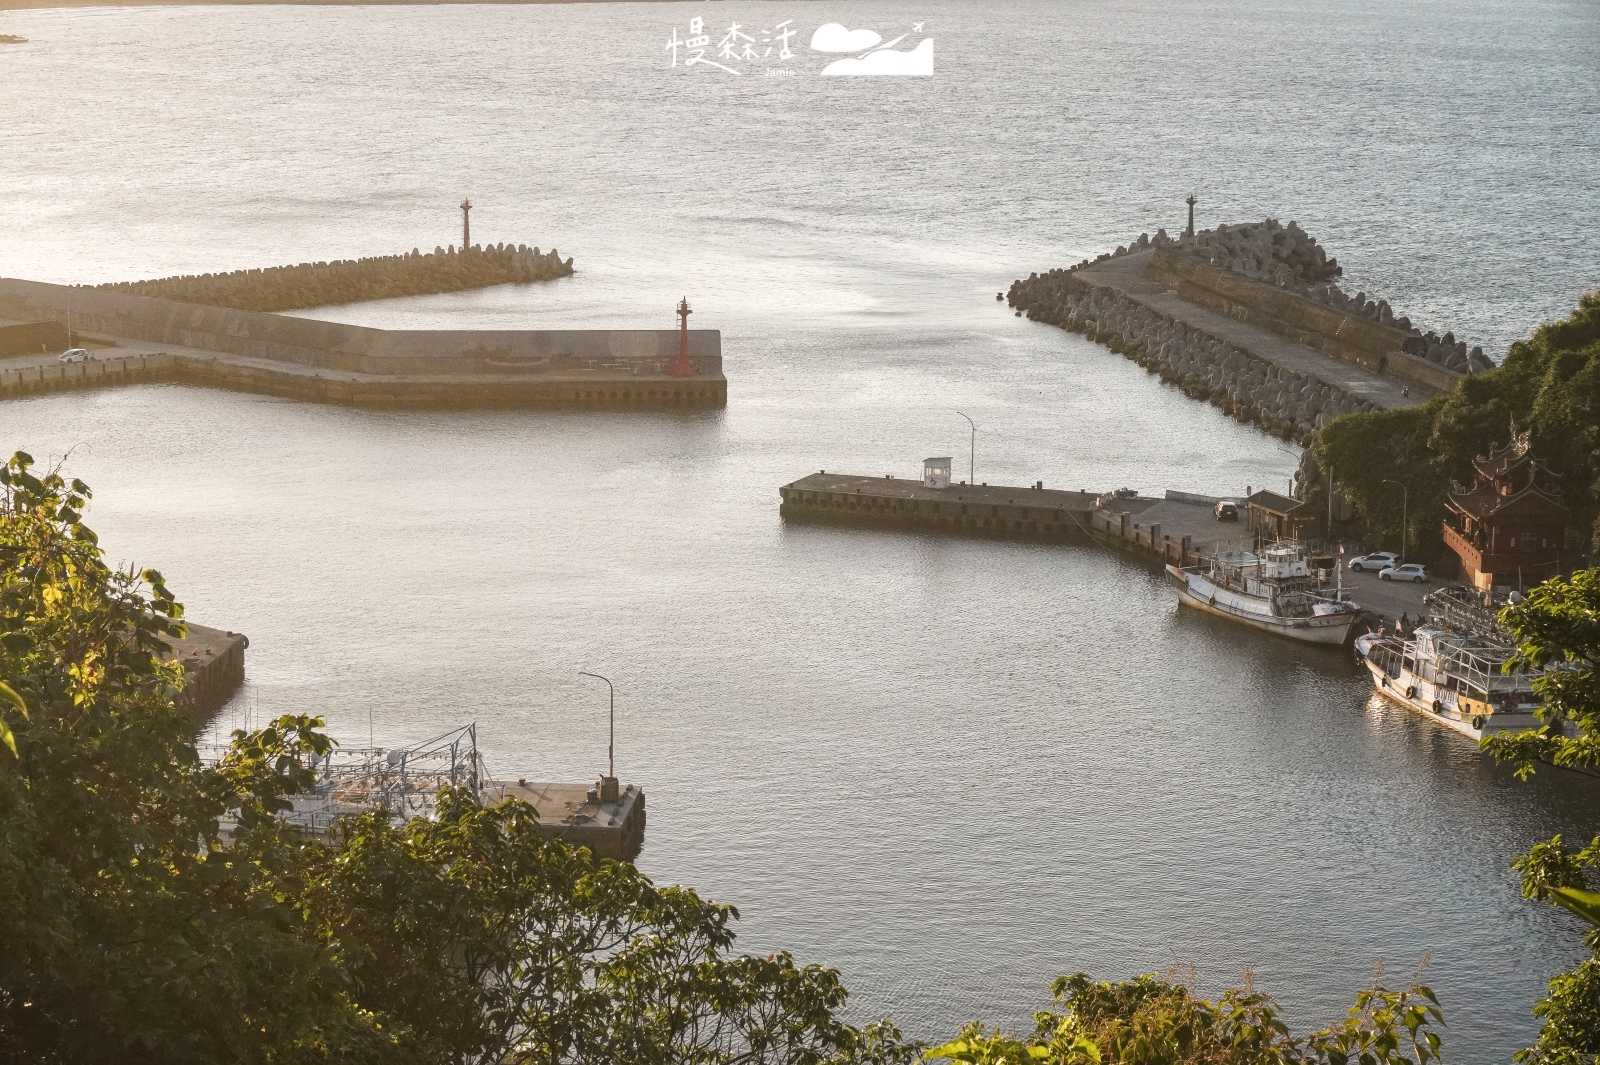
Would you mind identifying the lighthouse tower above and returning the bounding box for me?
[669,297,697,377]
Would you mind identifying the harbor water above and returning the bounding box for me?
[4,0,1600,1055]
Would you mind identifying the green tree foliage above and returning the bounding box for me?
[0,451,917,1065]
[1315,292,1600,558]
[0,451,396,1063]
[925,971,1442,1065]
[1314,401,1446,557]
[302,788,916,1065]
[1481,567,1600,1061]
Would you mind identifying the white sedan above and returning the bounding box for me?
[1348,551,1399,572]
[1379,563,1429,583]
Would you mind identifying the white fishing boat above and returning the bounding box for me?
[1355,590,1548,740]
[1165,542,1362,645]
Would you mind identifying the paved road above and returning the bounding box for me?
[1339,561,1440,630]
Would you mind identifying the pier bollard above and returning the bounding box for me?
[1150,523,1161,554]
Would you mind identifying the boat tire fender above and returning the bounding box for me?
[1431,699,1443,715]
[1405,686,1416,699]
[1473,715,1485,730]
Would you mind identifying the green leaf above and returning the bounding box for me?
[1549,886,1600,927]
[924,1040,969,1061]
[0,680,27,758]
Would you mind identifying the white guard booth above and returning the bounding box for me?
[923,457,952,490]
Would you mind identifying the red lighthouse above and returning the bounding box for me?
[669,297,697,377]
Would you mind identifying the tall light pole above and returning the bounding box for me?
[578,671,614,783]
[1382,479,1408,562]
[956,410,975,484]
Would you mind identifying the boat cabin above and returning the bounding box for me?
[1443,438,1567,592]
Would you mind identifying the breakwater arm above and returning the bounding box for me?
[1005,218,1491,445]
[1009,252,1389,446]
[95,243,573,313]
[0,279,726,410]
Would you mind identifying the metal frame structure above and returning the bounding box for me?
[206,722,484,835]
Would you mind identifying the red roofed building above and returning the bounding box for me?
[1442,438,1567,592]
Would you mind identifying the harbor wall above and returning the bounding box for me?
[1144,250,1462,395]
[164,622,248,719]
[0,350,729,409]
[0,279,723,377]
[778,478,1100,543]
[1008,271,1381,445]
[778,476,1222,566]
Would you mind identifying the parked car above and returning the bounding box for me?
[57,348,92,364]
[1348,551,1399,572]
[1214,501,1239,521]
[1380,563,1429,583]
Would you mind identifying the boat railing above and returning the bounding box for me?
[1425,587,1509,638]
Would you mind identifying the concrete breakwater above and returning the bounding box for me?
[1008,266,1381,445]
[1059,220,1492,376]
[0,349,728,410]
[0,278,727,410]
[96,243,573,313]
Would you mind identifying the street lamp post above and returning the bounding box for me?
[1382,479,1408,562]
[956,411,975,484]
[578,671,616,799]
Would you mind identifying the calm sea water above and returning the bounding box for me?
[4,0,1600,1056]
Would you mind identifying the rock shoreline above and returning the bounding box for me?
[1007,268,1379,446]
[95,242,573,313]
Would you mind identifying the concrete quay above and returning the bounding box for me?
[0,278,727,410]
[779,472,1102,542]
[164,621,248,718]
[484,779,645,860]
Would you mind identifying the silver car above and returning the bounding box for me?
[1348,551,1399,572]
[1379,563,1429,583]
[57,348,92,364]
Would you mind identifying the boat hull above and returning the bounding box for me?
[1356,643,1543,741]
[1165,564,1360,645]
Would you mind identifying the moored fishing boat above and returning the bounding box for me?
[1165,542,1362,645]
[1355,589,1549,740]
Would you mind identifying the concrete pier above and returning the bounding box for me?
[782,474,1276,568]
[780,472,1101,542]
[0,279,727,410]
[164,621,248,717]
[484,779,646,861]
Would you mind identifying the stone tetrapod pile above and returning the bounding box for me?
[1007,267,1379,445]
[96,243,574,313]
[1056,220,1493,376]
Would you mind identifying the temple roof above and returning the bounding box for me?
[1473,437,1561,490]
[1447,480,1567,520]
